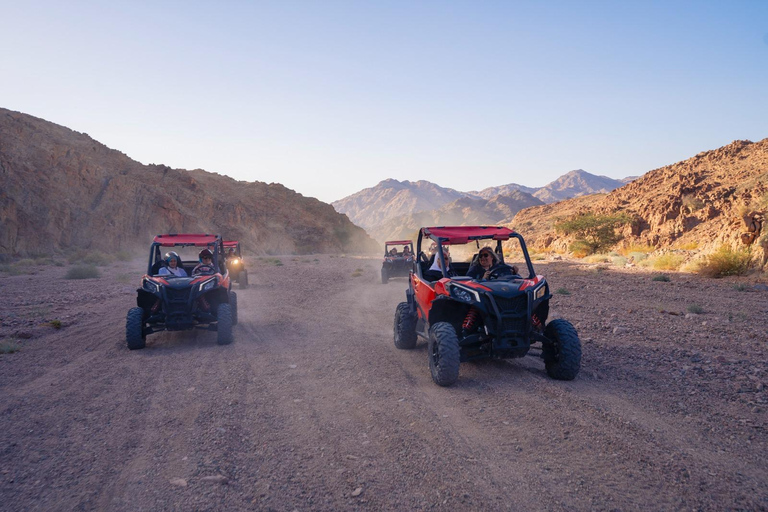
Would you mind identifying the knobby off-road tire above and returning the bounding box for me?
[393,302,417,349]
[428,322,461,386]
[230,292,238,326]
[240,270,249,289]
[542,319,582,380]
[217,303,234,345]
[381,268,389,284]
[126,307,146,350]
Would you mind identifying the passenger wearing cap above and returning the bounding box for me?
[159,251,187,277]
[192,249,217,275]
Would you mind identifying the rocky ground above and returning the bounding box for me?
[1,256,767,511]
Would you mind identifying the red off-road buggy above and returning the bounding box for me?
[126,233,237,349]
[223,240,248,288]
[393,226,581,386]
[381,240,415,284]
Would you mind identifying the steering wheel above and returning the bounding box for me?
[487,264,515,280]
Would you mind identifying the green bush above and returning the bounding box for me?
[652,274,670,282]
[687,304,704,314]
[555,212,631,256]
[698,245,752,278]
[65,265,101,279]
[555,288,571,295]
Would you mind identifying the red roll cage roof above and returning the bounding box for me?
[422,226,515,244]
[223,241,239,248]
[153,234,221,247]
[385,240,413,246]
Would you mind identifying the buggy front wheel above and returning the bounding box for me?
[428,322,460,386]
[542,319,581,380]
[217,303,234,345]
[126,307,146,350]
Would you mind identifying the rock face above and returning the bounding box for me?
[531,170,627,203]
[369,191,543,243]
[511,139,768,264]
[333,172,629,243]
[0,108,378,257]
[332,179,466,230]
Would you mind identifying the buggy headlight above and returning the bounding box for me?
[534,284,547,301]
[143,279,160,294]
[199,278,217,293]
[449,283,480,303]
[232,258,240,265]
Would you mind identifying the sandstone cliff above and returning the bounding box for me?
[0,108,379,257]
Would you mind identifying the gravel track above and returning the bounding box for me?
[1,256,766,511]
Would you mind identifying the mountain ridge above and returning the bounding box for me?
[0,108,378,257]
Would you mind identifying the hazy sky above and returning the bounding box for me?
[2,1,767,203]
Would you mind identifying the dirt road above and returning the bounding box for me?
[1,256,767,511]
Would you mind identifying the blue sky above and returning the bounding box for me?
[2,1,767,203]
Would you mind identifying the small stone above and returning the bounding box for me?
[612,326,630,335]
[169,478,187,487]
[289,364,298,369]
[753,284,768,292]
[351,487,363,497]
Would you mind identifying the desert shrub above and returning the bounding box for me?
[620,244,655,256]
[583,254,611,264]
[681,194,705,214]
[15,258,36,267]
[733,283,750,292]
[612,256,628,267]
[34,257,55,265]
[651,253,685,271]
[351,268,363,278]
[652,274,670,282]
[569,240,595,258]
[555,212,631,256]
[0,265,24,276]
[65,265,101,279]
[68,250,113,266]
[687,304,704,314]
[115,250,132,262]
[49,319,62,329]
[698,245,752,278]
[555,288,571,295]
[629,252,649,262]
[0,340,22,354]
[678,241,699,251]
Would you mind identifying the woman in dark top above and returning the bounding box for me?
[467,247,519,280]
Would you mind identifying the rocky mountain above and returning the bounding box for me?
[333,171,629,244]
[369,191,544,243]
[469,183,538,199]
[530,169,627,203]
[0,108,378,257]
[510,139,768,265]
[332,179,466,230]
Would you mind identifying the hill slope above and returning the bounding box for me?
[369,191,544,243]
[0,108,378,256]
[510,139,768,264]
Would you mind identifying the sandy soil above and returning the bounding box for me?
[1,255,767,511]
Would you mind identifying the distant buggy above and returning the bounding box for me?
[381,240,415,284]
[393,226,581,386]
[223,240,248,288]
[126,233,238,349]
